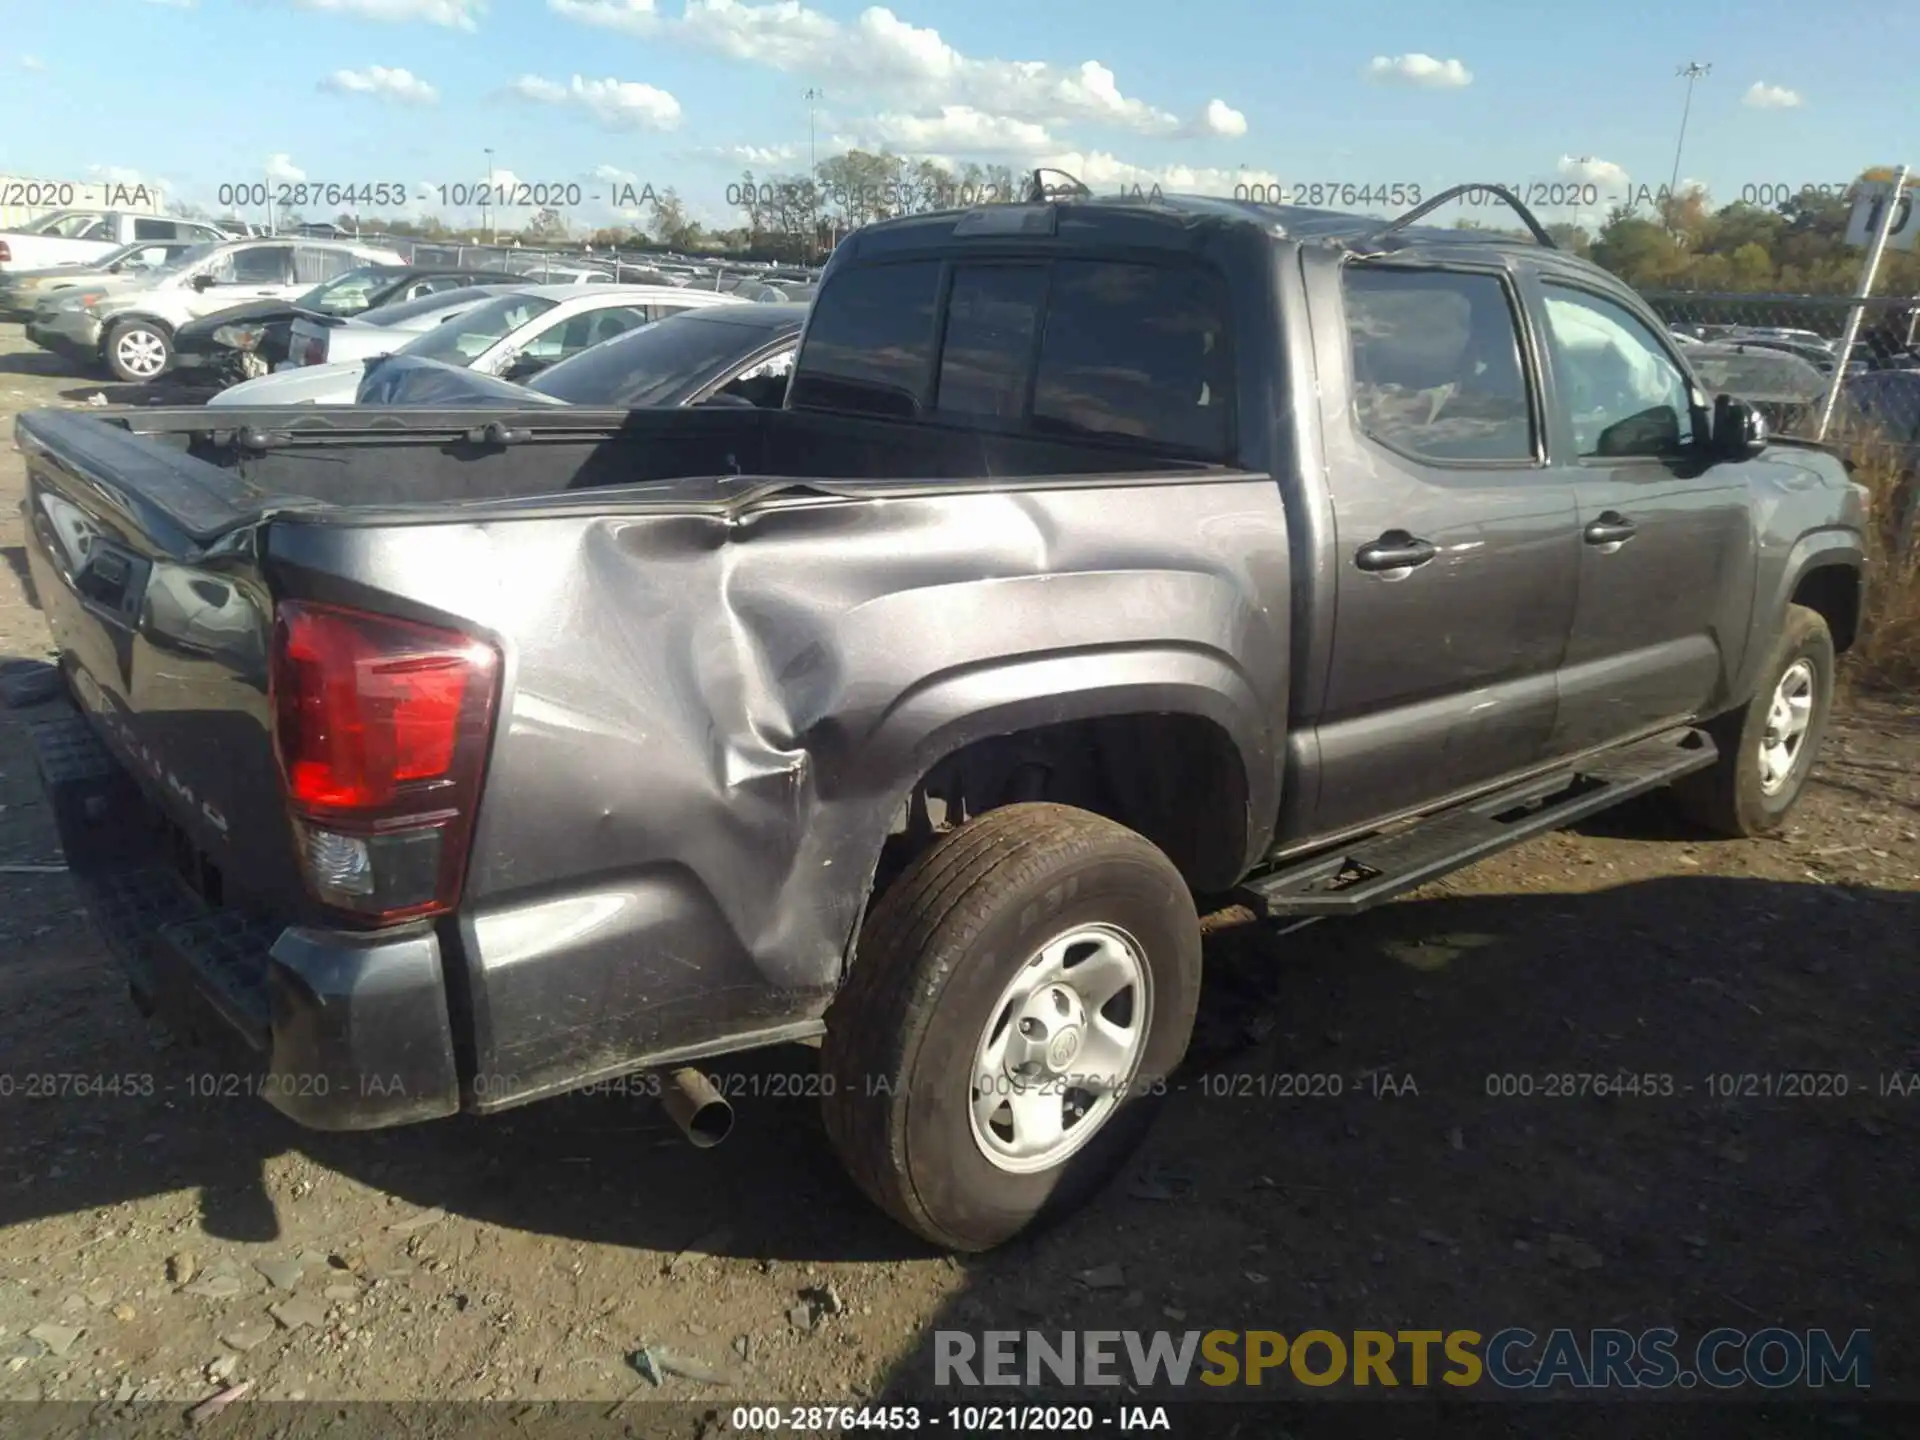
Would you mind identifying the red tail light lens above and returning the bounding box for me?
[270,601,500,924]
[0,241,11,263]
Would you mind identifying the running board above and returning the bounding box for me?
[1236,727,1718,917]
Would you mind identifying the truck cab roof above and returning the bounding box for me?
[836,187,1604,282]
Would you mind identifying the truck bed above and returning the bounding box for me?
[17,402,1287,1125]
[23,403,1216,536]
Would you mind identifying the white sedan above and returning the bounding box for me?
[210,283,751,406]
[281,285,522,369]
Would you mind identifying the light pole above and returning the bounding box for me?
[482,146,494,244]
[804,87,824,258]
[1667,62,1710,217]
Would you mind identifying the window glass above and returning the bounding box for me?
[530,312,799,407]
[1031,260,1233,456]
[1343,265,1534,462]
[133,217,177,241]
[1541,283,1702,458]
[398,293,559,365]
[213,245,293,285]
[936,264,1046,419]
[27,211,101,237]
[362,286,499,327]
[791,260,941,416]
[293,247,363,285]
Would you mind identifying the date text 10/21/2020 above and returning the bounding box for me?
[176,177,1882,220]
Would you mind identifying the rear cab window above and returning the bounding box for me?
[792,255,1234,457]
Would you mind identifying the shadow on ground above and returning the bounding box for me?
[4,863,1913,1296]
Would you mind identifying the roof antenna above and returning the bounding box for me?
[1025,168,1091,203]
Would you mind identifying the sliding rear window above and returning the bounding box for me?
[793,255,1234,458]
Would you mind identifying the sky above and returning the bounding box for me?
[3,0,1918,234]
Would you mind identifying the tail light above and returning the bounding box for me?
[269,601,500,925]
[0,240,11,263]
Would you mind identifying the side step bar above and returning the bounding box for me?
[1236,726,1718,917]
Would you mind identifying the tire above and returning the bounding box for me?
[104,319,173,383]
[1672,603,1834,837]
[821,802,1202,1252]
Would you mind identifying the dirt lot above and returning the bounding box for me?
[0,321,1916,1433]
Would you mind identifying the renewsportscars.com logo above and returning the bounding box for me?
[934,1327,1873,1391]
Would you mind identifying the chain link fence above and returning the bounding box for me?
[1644,289,1919,678]
[326,232,822,294]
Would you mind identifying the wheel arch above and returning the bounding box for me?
[833,645,1280,953]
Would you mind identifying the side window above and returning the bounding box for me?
[935,264,1046,419]
[1540,283,1703,458]
[1032,260,1233,456]
[717,347,796,408]
[292,247,360,284]
[1342,265,1535,462]
[133,217,178,241]
[646,303,693,323]
[791,260,942,416]
[525,308,646,360]
[217,245,294,284]
[79,217,115,241]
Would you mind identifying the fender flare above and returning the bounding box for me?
[1732,527,1864,704]
[836,643,1281,880]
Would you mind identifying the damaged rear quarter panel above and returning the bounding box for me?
[268,475,1289,1102]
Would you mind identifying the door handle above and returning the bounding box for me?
[1355,530,1439,573]
[1584,512,1638,546]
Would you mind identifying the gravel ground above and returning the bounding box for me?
[1,323,1916,1436]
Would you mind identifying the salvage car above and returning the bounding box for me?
[210,284,751,406]
[0,209,233,272]
[0,239,204,320]
[269,285,518,371]
[353,302,805,409]
[28,237,405,382]
[172,264,526,383]
[15,185,1868,1252]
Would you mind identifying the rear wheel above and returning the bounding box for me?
[821,803,1202,1252]
[1672,603,1834,836]
[104,319,173,383]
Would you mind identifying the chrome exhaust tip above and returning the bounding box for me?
[661,1067,733,1148]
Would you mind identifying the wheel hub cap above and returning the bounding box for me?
[1757,659,1815,796]
[968,923,1152,1175]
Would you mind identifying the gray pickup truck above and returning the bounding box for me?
[16,185,1868,1252]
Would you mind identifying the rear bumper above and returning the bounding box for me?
[28,706,463,1131]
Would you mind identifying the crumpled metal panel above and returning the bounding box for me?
[267,475,1290,1100]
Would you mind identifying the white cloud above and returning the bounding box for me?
[549,1,1243,139]
[19,54,47,71]
[1200,99,1247,139]
[1364,53,1472,88]
[724,143,800,165]
[1743,81,1803,109]
[288,0,483,28]
[510,73,682,130]
[1033,150,1282,199]
[1558,155,1627,188]
[265,153,307,183]
[865,106,1058,154]
[320,65,439,103]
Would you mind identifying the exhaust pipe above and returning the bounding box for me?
[661,1067,733,1148]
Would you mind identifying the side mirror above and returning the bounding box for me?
[191,273,217,291]
[1710,394,1769,460]
[502,355,552,381]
